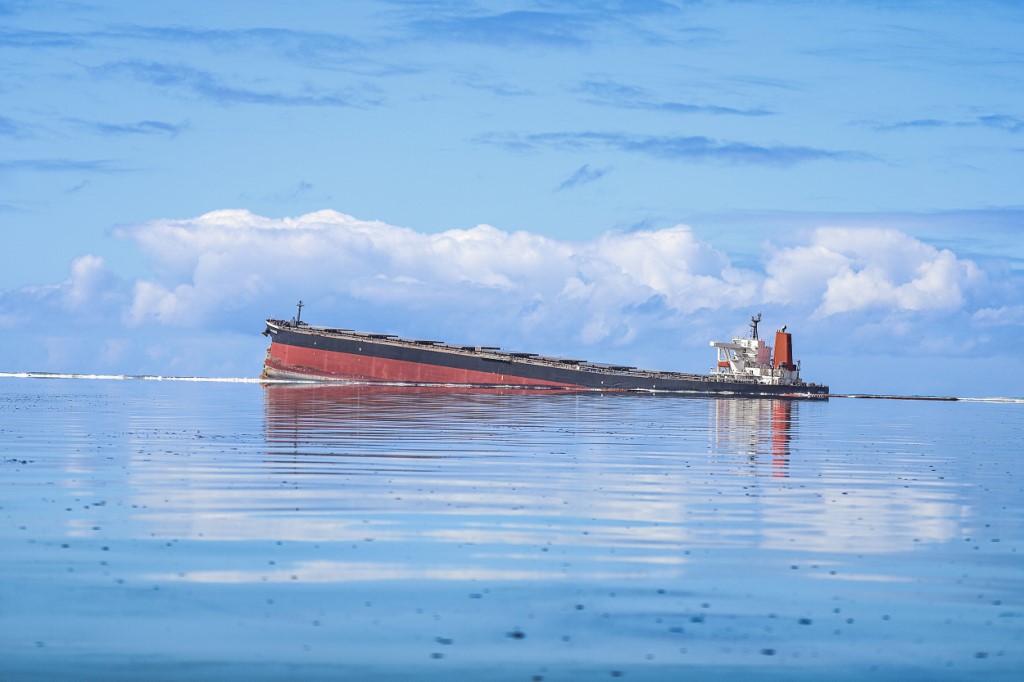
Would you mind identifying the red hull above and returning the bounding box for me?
[265,341,575,388]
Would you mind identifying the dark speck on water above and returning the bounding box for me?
[0,377,1022,680]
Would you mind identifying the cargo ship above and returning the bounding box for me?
[261,304,828,398]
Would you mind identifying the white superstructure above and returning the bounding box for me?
[709,313,803,386]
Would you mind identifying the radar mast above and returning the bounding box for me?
[749,312,762,340]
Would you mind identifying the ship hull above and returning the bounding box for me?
[262,321,829,398]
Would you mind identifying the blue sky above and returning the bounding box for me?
[1,0,1022,396]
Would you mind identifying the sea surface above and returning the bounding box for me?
[0,375,1021,681]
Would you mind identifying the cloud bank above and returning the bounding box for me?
[110,210,983,329]
[1,209,1017,391]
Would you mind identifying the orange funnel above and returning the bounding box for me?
[774,330,793,370]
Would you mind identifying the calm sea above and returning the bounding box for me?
[0,376,1021,680]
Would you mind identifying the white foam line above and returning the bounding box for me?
[0,372,261,383]
[959,397,1024,404]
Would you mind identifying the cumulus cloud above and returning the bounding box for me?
[108,211,993,342]
[114,210,751,350]
[764,227,982,316]
[0,254,126,320]
[66,254,115,309]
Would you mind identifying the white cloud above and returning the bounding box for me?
[764,227,982,315]
[763,243,848,305]
[65,255,110,309]
[973,304,1024,326]
[0,253,127,321]
[0,214,999,339]
[584,227,757,313]
[128,280,188,325]
[115,210,760,344]
[94,212,997,353]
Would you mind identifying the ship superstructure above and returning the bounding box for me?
[710,313,803,386]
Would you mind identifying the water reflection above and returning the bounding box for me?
[67,383,966,582]
[255,387,814,560]
[263,383,565,456]
[710,397,793,478]
[256,385,963,562]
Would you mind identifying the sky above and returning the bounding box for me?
[1,0,1022,396]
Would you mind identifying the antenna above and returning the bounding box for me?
[749,311,762,339]
[296,300,305,324]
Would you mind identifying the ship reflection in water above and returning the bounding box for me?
[260,384,805,561]
[710,397,793,478]
[258,384,967,561]
[264,382,796,473]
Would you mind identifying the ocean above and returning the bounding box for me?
[0,375,1021,680]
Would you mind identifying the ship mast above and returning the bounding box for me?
[295,300,304,324]
[749,312,761,340]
